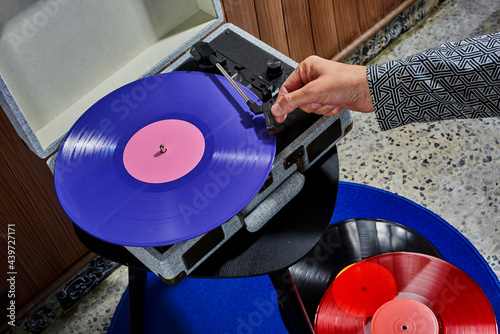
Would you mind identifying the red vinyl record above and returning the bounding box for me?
[314,252,498,334]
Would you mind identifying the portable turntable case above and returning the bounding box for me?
[0,0,225,159]
[1,0,353,282]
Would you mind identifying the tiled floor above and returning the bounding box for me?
[9,0,499,332]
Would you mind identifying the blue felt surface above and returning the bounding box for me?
[109,181,499,333]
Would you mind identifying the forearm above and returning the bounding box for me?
[368,32,500,131]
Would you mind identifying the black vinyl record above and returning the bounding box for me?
[286,218,442,323]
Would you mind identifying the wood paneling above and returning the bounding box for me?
[221,0,260,39]
[0,152,63,314]
[282,0,315,61]
[357,0,383,33]
[0,221,40,316]
[220,0,407,62]
[254,0,290,56]
[333,0,362,50]
[0,110,87,266]
[0,106,88,319]
[382,0,406,17]
[309,0,340,59]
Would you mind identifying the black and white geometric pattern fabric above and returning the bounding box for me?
[367,32,500,131]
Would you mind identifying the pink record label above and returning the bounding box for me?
[123,120,205,183]
[371,298,439,334]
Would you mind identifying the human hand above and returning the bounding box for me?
[271,56,374,123]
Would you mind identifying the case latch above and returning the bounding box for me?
[284,146,305,174]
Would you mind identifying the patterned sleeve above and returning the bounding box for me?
[367,32,500,131]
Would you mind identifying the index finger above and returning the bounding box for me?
[276,66,307,102]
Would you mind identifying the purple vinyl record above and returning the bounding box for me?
[54,72,276,247]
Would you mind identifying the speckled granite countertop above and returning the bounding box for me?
[338,0,500,279]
